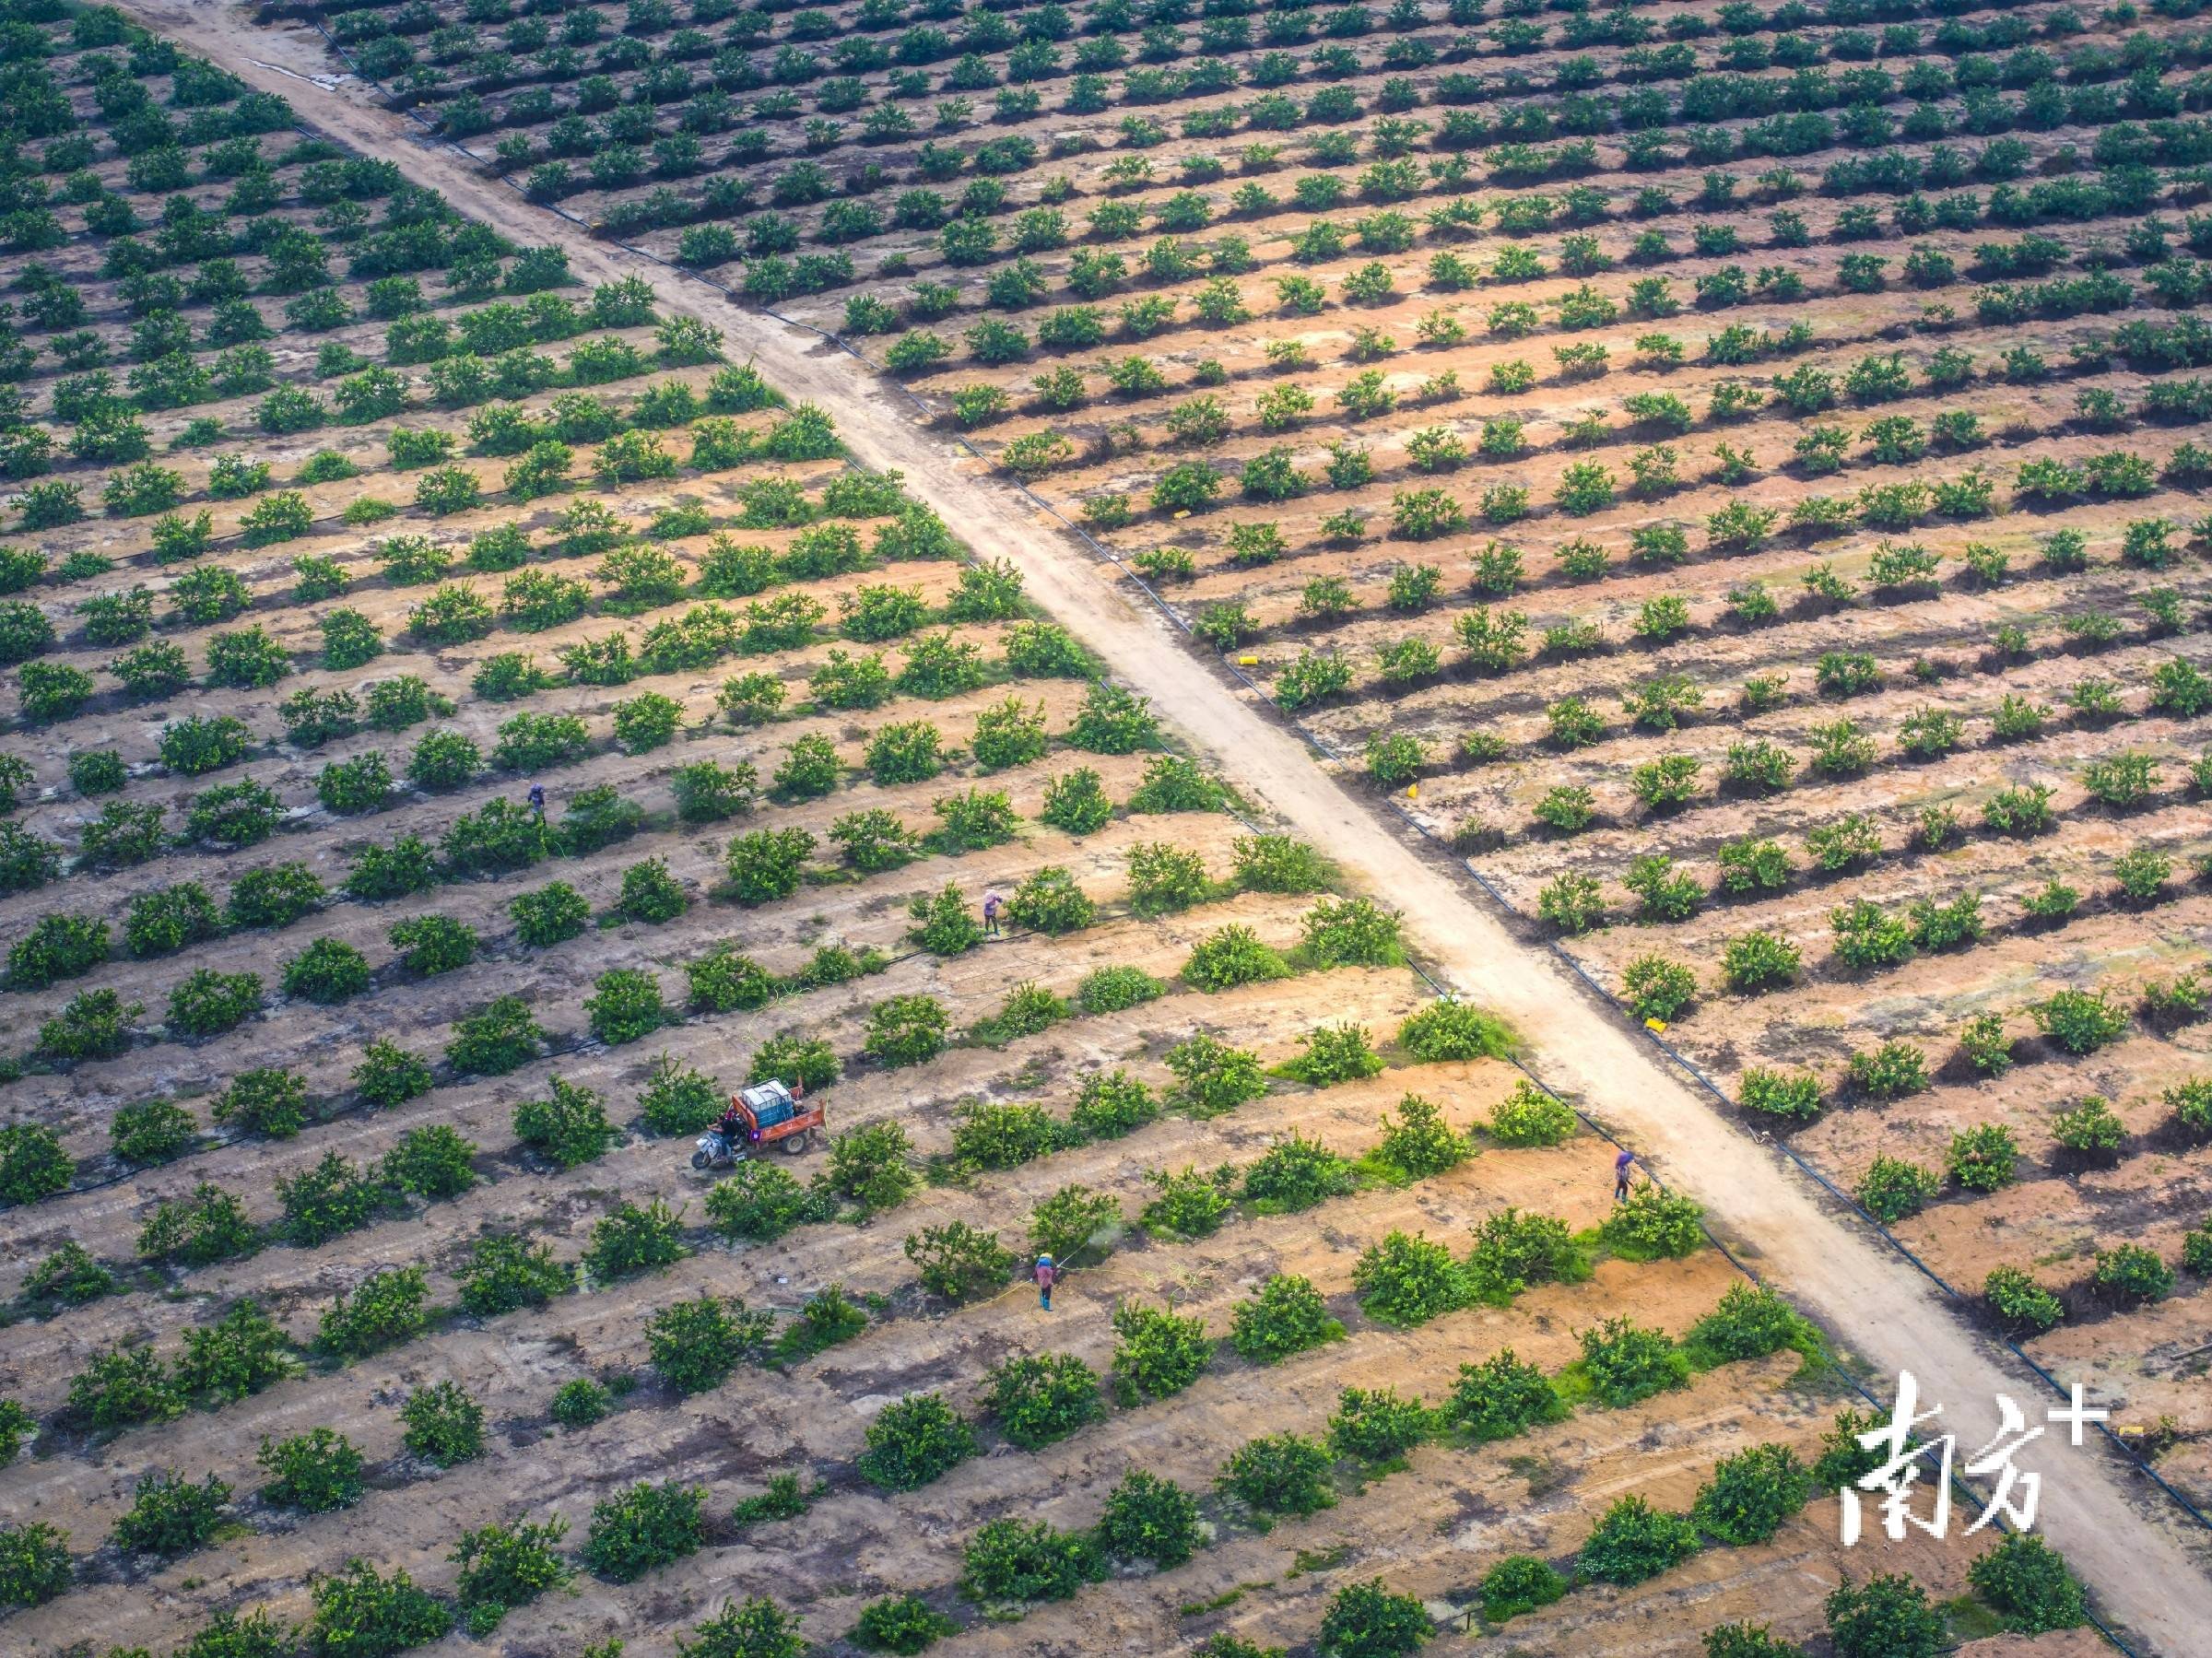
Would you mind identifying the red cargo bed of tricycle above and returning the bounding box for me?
[729,1092,825,1153]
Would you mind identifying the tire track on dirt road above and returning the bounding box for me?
[113,4,2212,1645]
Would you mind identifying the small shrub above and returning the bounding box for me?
[281,937,374,1005]
[2092,1242,2174,1306]
[863,995,949,1070]
[1029,1183,1123,1264]
[1068,1069,1160,1139]
[319,1266,429,1360]
[513,1078,619,1170]
[824,1121,918,1213]
[1442,1349,1568,1440]
[0,1123,72,1205]
[355,1040,433,1108]
[1970,1534,2086,1633]
[1576,1316,1691,1407]
[1685,1284,1806,1364]
[995,864,1095,940]
[111,1470,231,1558]
[1722,931,1802,992]
[258,1429,366,1513]
[0,1521,71,1607]
[754,1034,840,1093]
[1578,1494,1700,1585]
[1602,1186,1704,1259]
[706,1163,837,1242]
[400,1380,485,1467]
[550,1379,611,1429]
[66,1345,183,1430]
[647,1293,768,1393]
[1076,962,1166,1015]
[1110,1301,1212,1405]
[1466,1208,1582,1299]
[1739,1068,1821,1122]
[636,1056,724,1138]
[1230,1274,1345,1364]
[582,1480,707,1582]
[1329,1385,1431,1464]
[2030,989,2130,1054]
[1487,1080,1575,1146]
[1396,999,1512,1061]
[175,1300,297,1404]
[1846,1041,1929,1100]
[1692,1443,1809,1545]
[687,943,776,1013]
[1096,1468,1204,1569]
[1141,1163,1234,1239]
[585,968,669,1044]
[1301,896,1403,967]
[1856,1157,1941,1222]
[906,884,982,957]
[960,1517,1104,1605]
[23,1242,115,1306]
[278,1152,381,1247]
[853,1594,957,1654]
[456,1235,572,1318]
[1985,1265,2065,1335]
[213,1066,307,1138]
[1947,1123,2019,1192]
[1218,1432,1335,1518]
[859,1394,976,1491]
[1353,1231,1465,1325]
[1241,1133,1356,1212]
[451,1517,571,1625]
[1825,1573,1944,1658]
[1183,923,1292,991]
[1286,1022,1386,1086]
[899,1216,1023,1305]
[6,915,110,990]
[1165,1033,1268,1115]
[1040,768,1113,834]
[1315,1580,1431,1656]
[169,970,265,1040]
[1371,1093,1468,1179]
[137,1184,258,1266]
[585,1198,688,1281]
[1480,1555,1567,1623]
[2052,1095,2125,1162]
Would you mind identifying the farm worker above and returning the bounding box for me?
[526,782,546,821]
[982,888,1004,936]
[716,1100,747,1145]
[1613,1148,1635,1205]
[1034,1253,1056,1311]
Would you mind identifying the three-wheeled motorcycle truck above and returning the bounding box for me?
[692,1079,824,1169]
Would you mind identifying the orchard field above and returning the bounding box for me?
[284,0,2212,1538]
[0,0,2174,1655]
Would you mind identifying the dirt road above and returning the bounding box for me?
[120,4,2212,1644]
